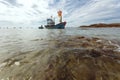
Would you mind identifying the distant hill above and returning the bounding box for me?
[80,23,120,28]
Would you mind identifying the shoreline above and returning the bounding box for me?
[80,23,120,28]
[0,36,120,80]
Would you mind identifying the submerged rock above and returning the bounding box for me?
[0,36,120,80]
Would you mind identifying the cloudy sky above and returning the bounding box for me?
[0,0,120,27]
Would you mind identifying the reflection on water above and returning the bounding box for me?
[0,28,120,58]
[0,29,66,60]
[46,29,65,39]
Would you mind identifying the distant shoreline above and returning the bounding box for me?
[80,23,120,28]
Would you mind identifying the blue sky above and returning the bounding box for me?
[0,0,120,27]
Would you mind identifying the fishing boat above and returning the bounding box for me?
[45,10,66,29]
[38,25,44,29]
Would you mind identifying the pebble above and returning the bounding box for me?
[7,78,9,80]
[14,62,20,66]
[0,62,7,68]
[96,40,102,43]
[117,60,120,64]
[108,40,112,44]
[115,48,120,52]
[108,40,120,47]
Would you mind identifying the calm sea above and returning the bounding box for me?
[0,27,120,60]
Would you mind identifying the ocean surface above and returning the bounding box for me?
[0,27,120,61]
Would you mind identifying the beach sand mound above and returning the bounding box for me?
[0,36,120,80]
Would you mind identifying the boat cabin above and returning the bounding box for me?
[47,18,55,26]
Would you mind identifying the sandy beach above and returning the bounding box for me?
[0,35,120,80]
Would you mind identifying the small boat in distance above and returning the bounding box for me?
[38,25,44,29]
[45,10,66,29]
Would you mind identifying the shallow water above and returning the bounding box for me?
[0,27,120,80]
[0,28,120,60]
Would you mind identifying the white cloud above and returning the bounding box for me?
[0,0,120,27]
[65,0,120,27]
[17,0,34,7]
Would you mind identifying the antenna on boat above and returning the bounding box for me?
[57,10,62,23]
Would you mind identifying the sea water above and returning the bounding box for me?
[0,27,120,61]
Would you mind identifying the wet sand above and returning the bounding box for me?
[0,36,120,80]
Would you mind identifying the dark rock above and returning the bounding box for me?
[89,49,102,57]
